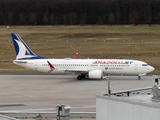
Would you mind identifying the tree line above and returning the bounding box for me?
[0,0,160,26]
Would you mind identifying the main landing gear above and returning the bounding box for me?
[77,74,86,80]
[77,75,82,80]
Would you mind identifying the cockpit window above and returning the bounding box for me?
[142,64,148,66]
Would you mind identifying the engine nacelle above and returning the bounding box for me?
[88,70,104,79]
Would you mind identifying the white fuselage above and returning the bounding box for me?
[13,59,154,75]
[11,33,155,80]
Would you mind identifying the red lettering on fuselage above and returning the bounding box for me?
[118,61,123,64]
[93,61,123,64]
[93,61,98,64]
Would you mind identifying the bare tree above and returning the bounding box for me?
[55,17,59,25]
[129,10,138,26]
[63,15,67,25]
[72,12,77,25]
[50,15,55,25]
[69,13,73,25]
[98,16,103,25]
[148,16,152,26]
[108,12,114,26]
[29,12,36,25]
[1,0,160,25]
[19,13,25,25]
[68,12,77,25]
[43,15,48,25]
[8,12,13,25]
[116,12,121,24]
[80,13,87,26]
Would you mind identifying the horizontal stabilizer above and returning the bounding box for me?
[13,60,27,64]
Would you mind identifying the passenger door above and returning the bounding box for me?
[134,62,138,70]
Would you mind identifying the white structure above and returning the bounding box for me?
[0,114,18,120]
[96,93,160,120]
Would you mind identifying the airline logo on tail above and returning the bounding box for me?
[11,33,45,60]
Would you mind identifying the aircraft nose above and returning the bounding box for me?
[149,66,155,72]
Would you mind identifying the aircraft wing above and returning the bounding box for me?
[47,61,88,73]
[58,69,88,73]
[59,69,88,75]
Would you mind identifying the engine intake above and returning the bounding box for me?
[88,70,103,79]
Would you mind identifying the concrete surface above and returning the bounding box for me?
[96,91,160,120]
[0,74,155,114]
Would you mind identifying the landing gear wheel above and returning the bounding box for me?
[77,75,82,80]
[138,76,141,80]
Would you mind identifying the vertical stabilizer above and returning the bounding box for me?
[11,33,45,60]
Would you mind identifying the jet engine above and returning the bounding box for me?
[88,70,104,79]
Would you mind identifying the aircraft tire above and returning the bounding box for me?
[138,76,141,80]
[77,75,82,80]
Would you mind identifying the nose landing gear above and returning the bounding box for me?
[138,76,141,80]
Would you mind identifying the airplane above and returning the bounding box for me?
[11,33,154,80]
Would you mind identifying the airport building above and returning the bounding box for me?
[96,81,160,120]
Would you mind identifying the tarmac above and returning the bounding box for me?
[0,74,155,113]
[0,74,156,120]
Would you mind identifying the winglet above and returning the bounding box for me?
[73,53,78,59]
[47,61,54,73]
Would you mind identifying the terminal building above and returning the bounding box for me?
[96,79,160,120]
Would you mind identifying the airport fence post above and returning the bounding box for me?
[108,80,111,95]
